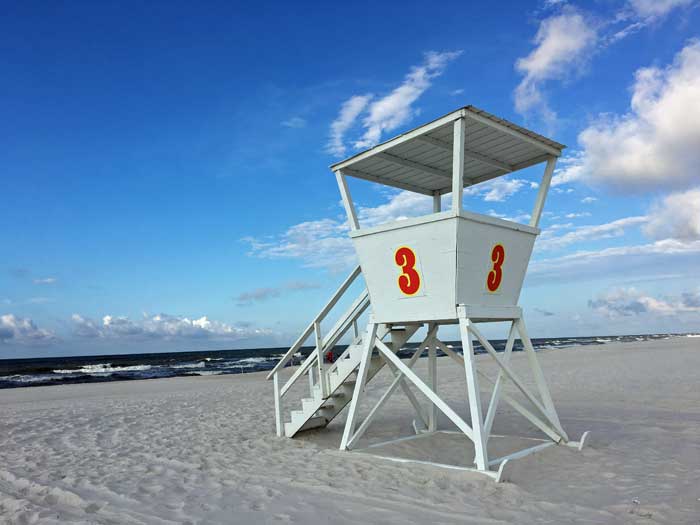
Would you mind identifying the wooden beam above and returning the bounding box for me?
[340,167,435,196]
[335,170,359,230]
[452,118,465,212]
[376,152,451,180]
[416,135,513,173]
[529,156,556,228]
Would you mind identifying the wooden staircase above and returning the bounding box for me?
[268,267,420,439]
[284,329,395,437]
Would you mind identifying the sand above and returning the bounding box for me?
[1,337,698,524]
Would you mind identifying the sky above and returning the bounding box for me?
[2,0,699,358]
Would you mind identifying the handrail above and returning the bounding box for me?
[279,290,370,397]
[266,265,362,380]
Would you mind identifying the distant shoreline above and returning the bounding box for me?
[1,332,695,390]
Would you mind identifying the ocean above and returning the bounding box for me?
[0,333,693,389]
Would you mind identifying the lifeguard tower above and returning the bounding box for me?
[267,106,589,482]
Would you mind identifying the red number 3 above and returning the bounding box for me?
[486,244,505,292]
[394,246,421,295]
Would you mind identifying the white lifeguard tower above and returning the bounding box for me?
[268,106,589,482]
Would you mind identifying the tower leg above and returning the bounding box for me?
[458,313,489,471]
[340,322,377,451]
[428,323,438,432]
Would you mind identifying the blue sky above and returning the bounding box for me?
[2,0,699,358]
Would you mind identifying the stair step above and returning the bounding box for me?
[285,415,327,437]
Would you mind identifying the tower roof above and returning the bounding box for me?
[330,105,565,196]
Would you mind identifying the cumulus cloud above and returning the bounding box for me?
[643,188,700,241]
[588,286,700,317]
[235,281,320,306]
[558,40,700,190]
[514,8,597,123]
[581,197,597,203]
[0,314,56,344]
[71,313,270,340]
[327,51,461,157]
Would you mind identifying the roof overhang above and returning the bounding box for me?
[330,106,566,196]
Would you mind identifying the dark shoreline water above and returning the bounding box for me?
[0,333,693,389]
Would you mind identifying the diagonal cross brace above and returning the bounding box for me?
[484,322,517,438]
[347,341,429,450]
[374,339,475,442]
[433,339,564,444]
[466,323,568,440]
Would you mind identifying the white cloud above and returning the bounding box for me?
[564,212,591,219]
[643,187,700,241]
[243,190,435,270]
[531,237,700,278]
[551,151,586,186]
[0,314,56,344]
[559,40,700,191]
[465,177,531,202]
[537,215,648,250]
[243,217,354,270]
[588,286,700,318]
[245,179,536,271]
[71,313,270,340]
[33,277,57,285]
[607,2,694,44]
[581,196,597,203]
[514,8,597,123]
[359,190,433,226]
[327,95,373,157]
[281,116,307,128]
[627,0,695,21]
[354,51,462,149]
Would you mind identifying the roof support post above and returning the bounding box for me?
[529,156,557,228]
[451,117,465,214]
[432,191,441,213]
[335,170,360,230]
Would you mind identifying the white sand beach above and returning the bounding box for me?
[1,337,699,524]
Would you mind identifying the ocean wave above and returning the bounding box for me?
[235,357,270,364]
[171,361,206,369]
[53,364,152,375]
[0,374,63,384]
